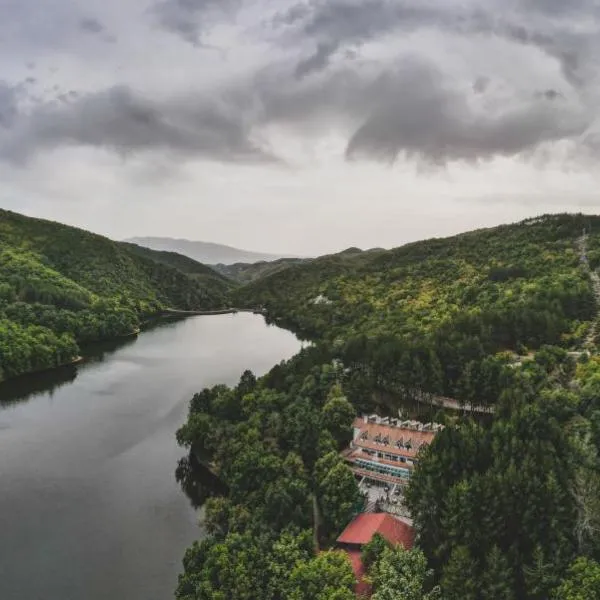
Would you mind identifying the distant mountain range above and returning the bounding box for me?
[125,237,298,266]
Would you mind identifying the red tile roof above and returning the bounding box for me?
[337,513,415,548]
[352,417,435,458]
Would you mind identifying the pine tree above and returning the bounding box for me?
[441,546,477,600]
[480,546,515,600]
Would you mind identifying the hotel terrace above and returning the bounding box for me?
[342,415,443,489]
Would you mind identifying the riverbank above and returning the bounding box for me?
[0,312,303,600]
[0,308,252,386]
[0,355,84,386]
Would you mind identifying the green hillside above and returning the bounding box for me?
[235,214,598,402]
[0,209,232,382]
[214,248,384,284]
[236,214,596,343]
[175,214,600,600]
[213,257,308,284]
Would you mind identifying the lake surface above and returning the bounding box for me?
[0,314,302,600]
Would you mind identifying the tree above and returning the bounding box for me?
[361,533,390,571]
[314,452,361,542]
[369,546,441,600]
[480,546,515,600]
[553,557,600,600]
[321,386,356,448]
[288,550,356,600]
[265,530,314,600]
[441,546,477,600]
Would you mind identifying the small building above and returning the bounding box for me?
[342,415,442,490]
[337,513,415,597]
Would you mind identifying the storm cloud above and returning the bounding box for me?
[3,0,600,253]
[0,85,274,163]
[79,18,105,35]
[151,0,241,45]
[3,0,600,167]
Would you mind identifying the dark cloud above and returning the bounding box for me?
[151,0,240,45]
[1,52,593,168]
[541,89,563,101]
[0,86,275,164]
[244,56,592,165]
[276,0,435,49]
[343,60,588,164]
[79,17,105,34]
[3,0,600,169]
[473,76,490,94]
[295,42,339,78]
[274,0,600,86]
[0,83,19,128]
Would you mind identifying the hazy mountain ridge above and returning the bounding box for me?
[125,236,299,266]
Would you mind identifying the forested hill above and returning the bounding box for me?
[214,248,384,284]
[0,209,232,382]
[236,213,598,344]
[234,214,600,402]
[171,213,600,600]
[212,257,308,284]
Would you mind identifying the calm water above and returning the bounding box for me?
[0,314,301,600]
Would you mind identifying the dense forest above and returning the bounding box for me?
[4,209,600,596]
[175,214,600,598]
[175,346,443,600]
[0,209,232,382]
[235,214,599,407]
[175,344,600,598]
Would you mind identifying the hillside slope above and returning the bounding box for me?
[125,236,297,265]
[0,210,232,382]
[214,248,383,284]
[235,214,598,396]
[213,257,308,284]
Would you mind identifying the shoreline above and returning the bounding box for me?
[0,355,84,386]
[0,308,264,387]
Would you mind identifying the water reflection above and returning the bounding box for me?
[176,453,227,509]
[0,335,139,407]
[0,314,301,600]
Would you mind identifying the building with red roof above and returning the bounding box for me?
[342,415,442,488]
[336,513,415,597]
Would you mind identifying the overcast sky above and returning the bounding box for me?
[1,0,600,255]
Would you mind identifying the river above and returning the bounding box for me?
[0,314,302,600]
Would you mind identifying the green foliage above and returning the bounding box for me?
[174,357,363,598]
[235,214,597,407]
[553,557,600,600]
[406,386,586,599]
[321,385,356,448]
[288,550,356,600]
[237,214,595,352]
[369,546,441,600]
[0,209,231,381]
[361,533,390,572]
[214,257,308,284]
[314,451,361,543]
[441,546,477,600]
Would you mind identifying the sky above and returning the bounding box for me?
[1,0,600,255]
